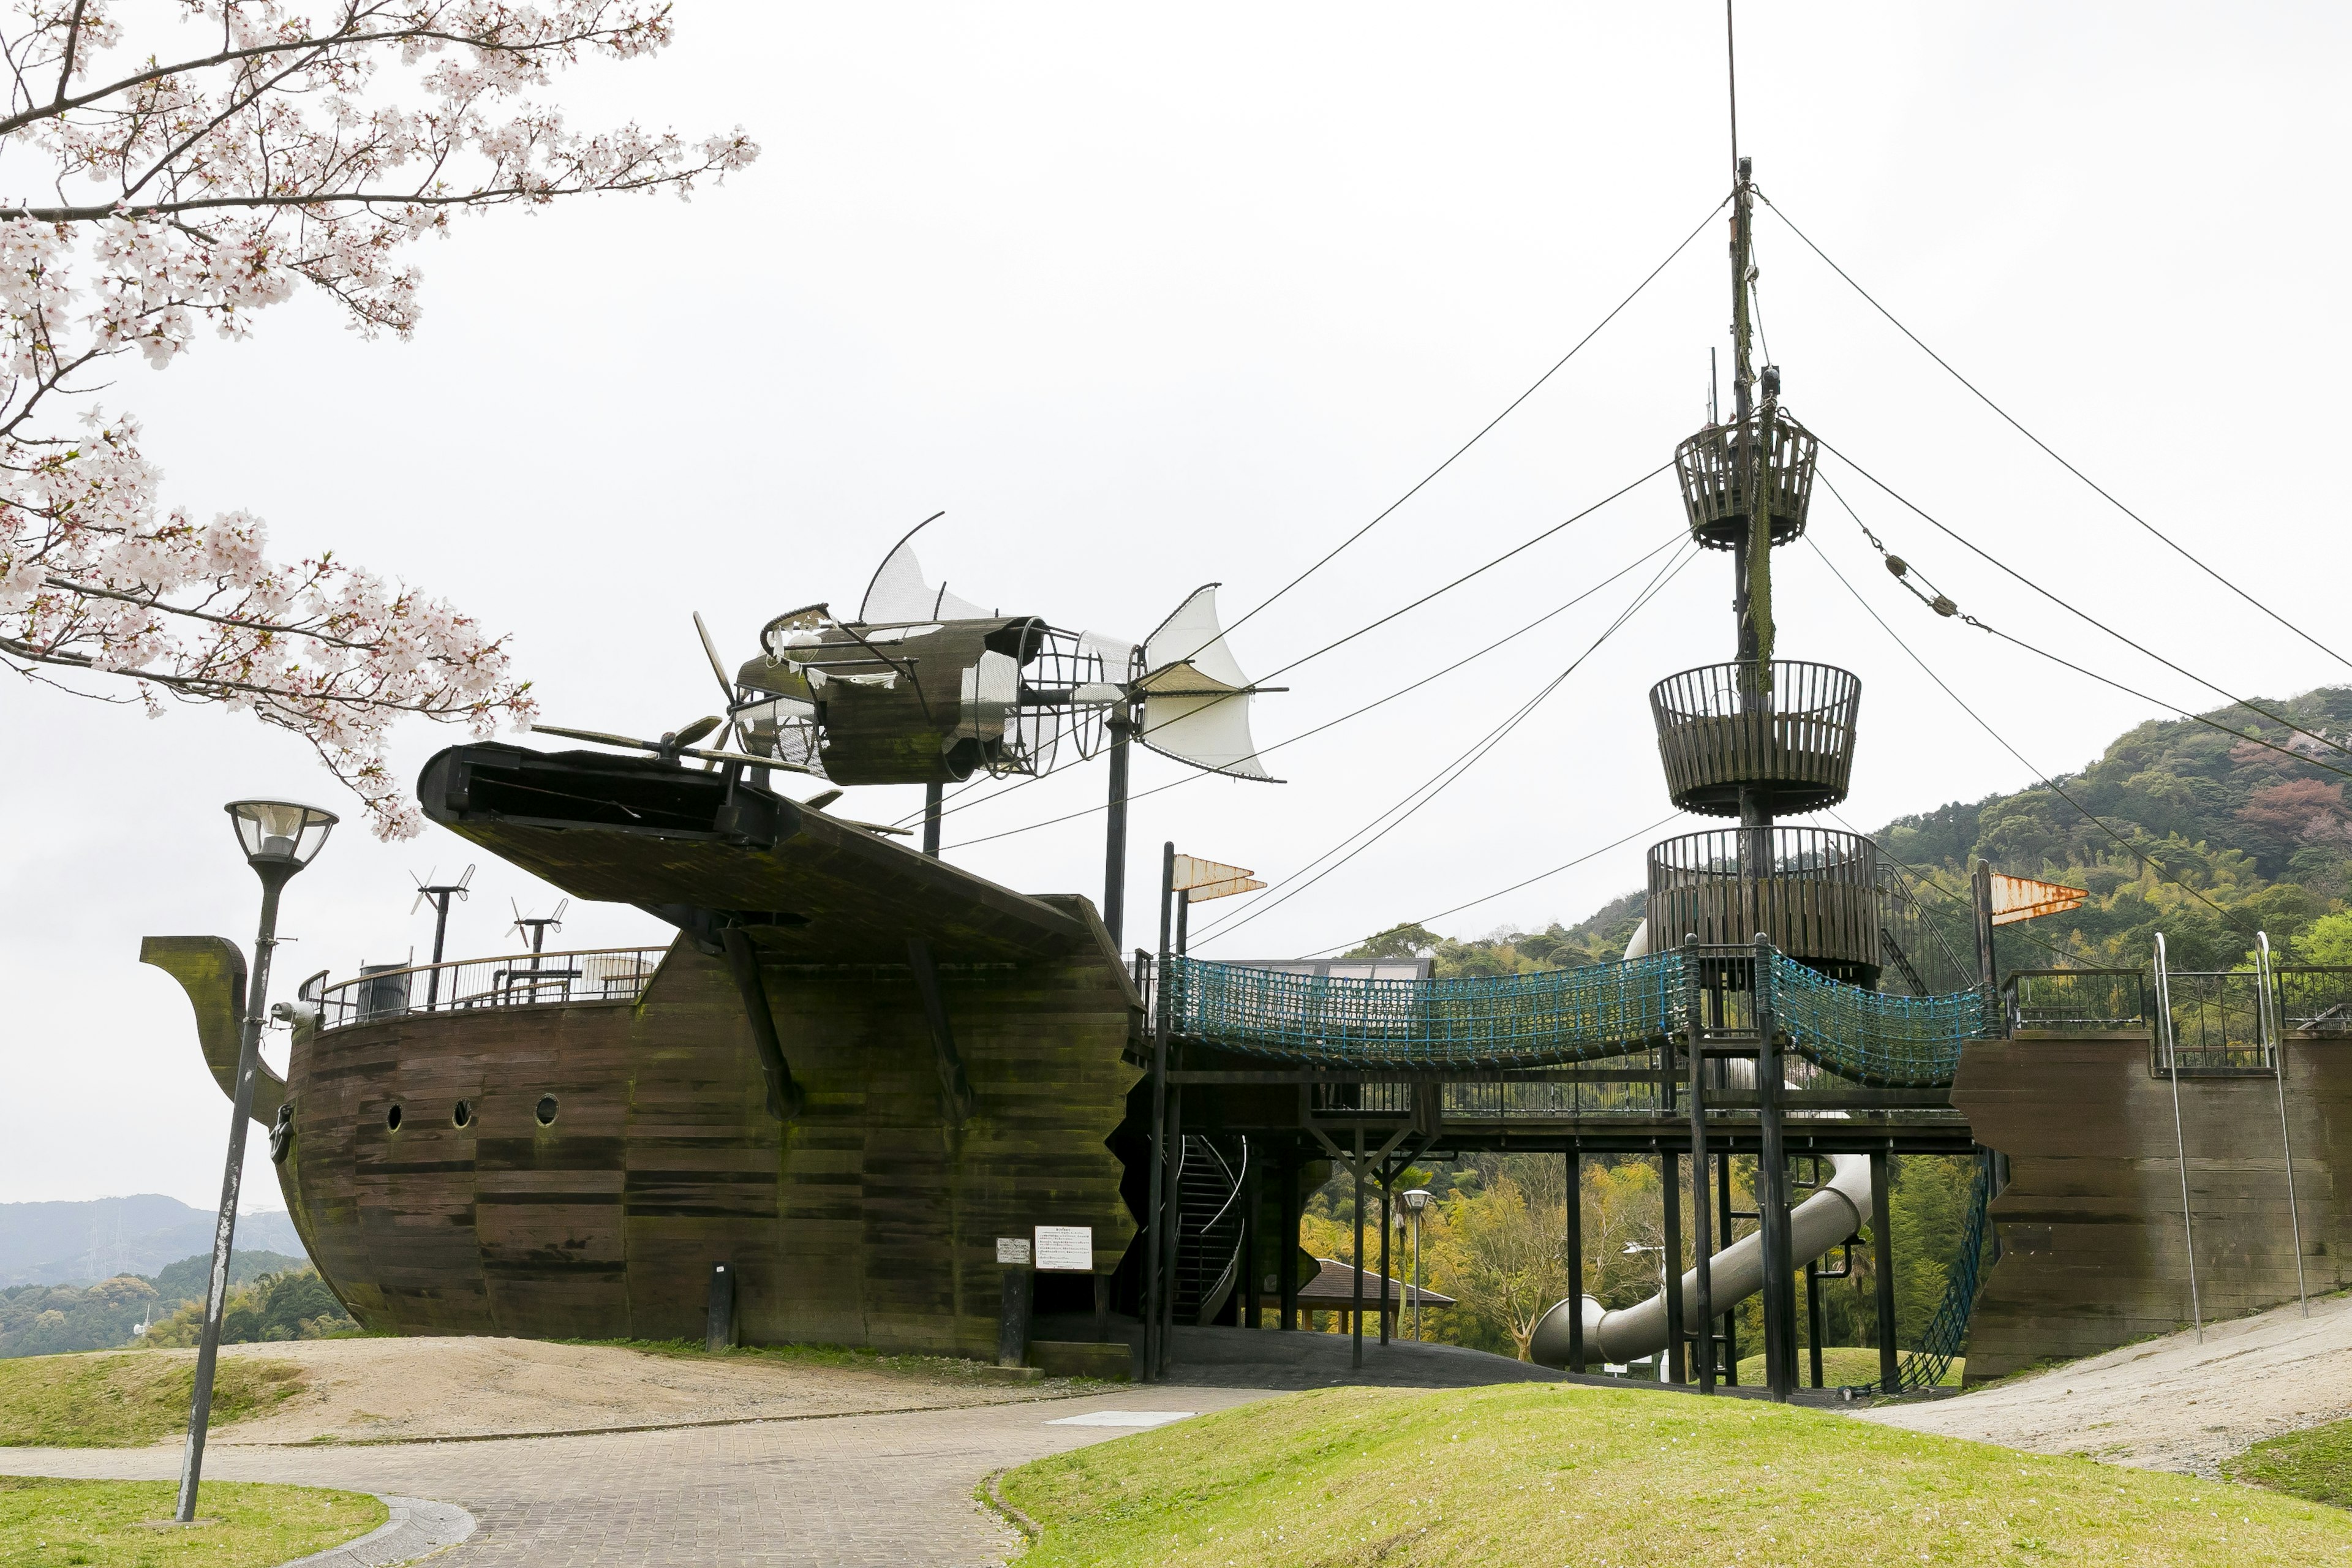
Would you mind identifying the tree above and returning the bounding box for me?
[1433,1173,1565,1360]
[0,3,756,835]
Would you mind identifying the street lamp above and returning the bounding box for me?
[1399,1189,1431,1341]
[1624,1242,1670,1382]
[175,799,336,1523]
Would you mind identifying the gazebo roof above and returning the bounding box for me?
[1295,1257,1455,1308]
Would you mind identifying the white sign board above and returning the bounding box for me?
[995,1237,1032,1265]
[1033,1224,1093,1273]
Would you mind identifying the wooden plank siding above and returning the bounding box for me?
[1956,1033,2351,1380]
[274,937,1137,1358]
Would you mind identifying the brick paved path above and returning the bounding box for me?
[2,1388,1272,1567]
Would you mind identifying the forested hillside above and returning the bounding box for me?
[1351,684,2352,980]
[1306,689,2352,1365]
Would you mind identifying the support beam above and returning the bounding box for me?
[1142,842,1174,1381]
[717,927,802,1122]
[905,938,974,1126]
[1280,1151,1300,1330]
[1242,1153,1261,1329]
[1719,1151,1740,1384]
[1804,1254,1825,1389]
[1871,1150,1899,1392]
[1566,1145,1585,1374]
[1755,936,1795,1401]
[922,780,942,858]
[1662,1144,1686,1384]
[1379,1175,1393,1347]
[1351,1126,1366,1370]
[1687,949,1716,1393]
[1102,714,1134,947]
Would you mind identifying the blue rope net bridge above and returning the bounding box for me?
[1167,949,1991,1088]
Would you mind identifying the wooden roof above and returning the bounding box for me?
[1297,1257,1455,1308]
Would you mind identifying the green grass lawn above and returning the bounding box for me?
[0,1356,307,1448]
[2228,1415,2352,1509]
[0,1477,381,1567]
[998,1382,2352,1566]
[1730,1347,1964,1389]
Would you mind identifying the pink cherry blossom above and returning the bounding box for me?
[0,4,758,837]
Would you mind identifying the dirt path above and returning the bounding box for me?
[1855,1289,2352,1477]
[187,1337,1089,1446]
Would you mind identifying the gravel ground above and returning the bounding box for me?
[1854,1289,2352,1477]
[181,1336,1089,1446]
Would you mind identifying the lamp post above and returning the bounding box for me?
[1624,1242,1670,1382]
[176,799,336,1524]
[1399,1188,1431,1341]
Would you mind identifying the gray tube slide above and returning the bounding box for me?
[1528,1152,1870,1368]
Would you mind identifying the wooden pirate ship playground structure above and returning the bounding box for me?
[146,154,2352,1403]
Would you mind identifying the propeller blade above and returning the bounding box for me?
[692,612,736,703]
[532,722,665,752]
[804,790,845,812]
[666,715,723,749]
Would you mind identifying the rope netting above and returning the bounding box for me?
[1767,956,1991,1088]
[1167,952,1685,1068]
[1167,950,1990,1082]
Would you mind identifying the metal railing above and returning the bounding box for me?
[314,946,668,1031]
[2003,969,2150,1033]
[2274,965,2352,1037]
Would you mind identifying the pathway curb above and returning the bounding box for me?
[274,1494,476,1567]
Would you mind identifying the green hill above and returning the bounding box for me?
[1355,685,2352,979]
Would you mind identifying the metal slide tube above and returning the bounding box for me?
[1530,1153,1871,1368]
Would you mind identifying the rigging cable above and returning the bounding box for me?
[1824,806,2086,971]
[1206,195,1732,655]
[1191,542,1700,946]
[1804,532,2256,937]
[945,531,1688,851]
[1817,471,2352,780]
[1814,447,2352,763]
[1760,190,2352,677]
[894,459,1678,831]
[1291,812,1686,960]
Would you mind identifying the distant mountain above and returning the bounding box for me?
[0,1197,307,1286]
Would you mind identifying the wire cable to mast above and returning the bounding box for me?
[1804,532,2255,936]
[1760,190,2352,677]
[946,530,1687,851]
[1815,459,2352,767]
[1191,542,1700,946]
[1205,197,1731,657]
[898,459,1676,831]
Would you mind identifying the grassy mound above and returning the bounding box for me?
[0,1354,307,1447]
[0,1477,382,1566]
[2229,1415,2352,1509]
[998,1382,2352,1566]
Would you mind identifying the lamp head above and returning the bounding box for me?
[1400,1188,1431,1214]
[226,799,338,874]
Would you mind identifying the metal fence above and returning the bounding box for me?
[2274,965,2352,1037]
[2003,969,2149,1033]
[314,947,668,1031]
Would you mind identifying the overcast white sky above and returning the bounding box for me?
[4,2,2345,1210]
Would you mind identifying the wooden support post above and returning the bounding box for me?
[705,1262,735,1351]
[1566,1145,1585,1374]
[1161,1084,1183,1374]
[1351,1125,1366,1370]
[922,780,942,858]
[1662,1144,1686,1384]
[1378,1178,1392,1347]
[1142,841,1174,1381]
[1280,1150,1300,1330]
[1242,1154,1261,1329]
[1804,1255,1824,1389]
[906,938,974,1126]
[1755,935,1795,1402]
[1687,941,1715,1393]
[1093,1272,1111,1344]
[1719,1151,1740,1384]
[1102,714,1134,948]
[1871,1150,1899,1392]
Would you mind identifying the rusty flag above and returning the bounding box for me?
[1988,872,2088,927]
[1172,853,1264,904]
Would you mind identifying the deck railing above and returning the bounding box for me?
[312,946,668,1031]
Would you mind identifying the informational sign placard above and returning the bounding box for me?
[995,1237,1033,1265]
[1033,1224,1093,1272]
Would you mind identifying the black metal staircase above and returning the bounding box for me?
[1172,1134,1248,1326]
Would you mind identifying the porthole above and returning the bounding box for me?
[535,1095,559,1127]
[453,1099,473,1129]
[385,1103,404,1131]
